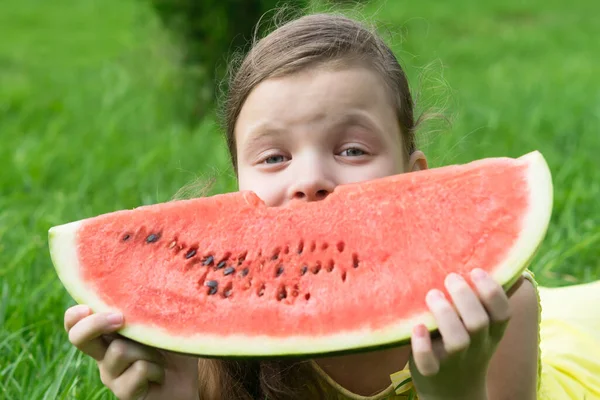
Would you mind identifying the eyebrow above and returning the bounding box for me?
[240,110,385,156]
[242,123,285,149]
[238,123,288,162]
[331,111,383,134]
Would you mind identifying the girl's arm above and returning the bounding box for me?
[313,274,540,400]
[486,278,539,400]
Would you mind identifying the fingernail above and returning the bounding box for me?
[427,289,445,302]
[413,324,428,338]
[446,273,464,285]
[76,305,91,316]
[107,313,123,325]
[471,268,488,282]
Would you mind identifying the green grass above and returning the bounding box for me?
[1,0,599,398]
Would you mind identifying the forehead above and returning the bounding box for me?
[234,64,399,142]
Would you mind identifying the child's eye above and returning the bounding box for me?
[263,155,288,164]
[339,148,366,157]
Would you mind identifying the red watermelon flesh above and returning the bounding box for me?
[49,151,553,357]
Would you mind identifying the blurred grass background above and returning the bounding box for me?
[1,0,598,398]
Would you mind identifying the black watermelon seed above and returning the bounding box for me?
[276,266,284,277]
[301,265,308,275]
[326,260,334,272]
[217,260,227,269]
[205,280,218,295]
[224,267,235,276]
[185,249,197,259]
[122,234,131,241]
[278,290,287,300]
[146,234,159,243]
[240,268,249,277]
[202,255,214,266]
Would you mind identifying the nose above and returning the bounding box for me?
[287,165,336,202]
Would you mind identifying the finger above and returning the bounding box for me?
[103,338,166,379]
[471,269,512,322]
[410,324,439,376]
[471,269,512,339]
[431,336,448,361]
[445,273,490,337]
[112,360,165,400]
[64,305,92,332]
[426,289,471,355]
[68,312,124,361]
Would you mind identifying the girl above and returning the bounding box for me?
[63,12,600,400]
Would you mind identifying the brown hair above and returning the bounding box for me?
[221,12,418,171]
[197,358,327,400]
[200,11,419,400]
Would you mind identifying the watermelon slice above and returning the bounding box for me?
[49,151,553,357]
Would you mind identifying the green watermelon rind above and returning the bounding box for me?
[49,151,553,358]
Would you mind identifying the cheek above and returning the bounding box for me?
[390,142,408,174]
[237,169,282,207]
[364,154,405,180]
[386,151,406,175]
[382,133,408,174]
[335,159,399,187]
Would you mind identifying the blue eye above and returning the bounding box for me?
[264,155,286,164]
[340,148,366,157]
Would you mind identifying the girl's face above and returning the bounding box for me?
[234,65,427,207]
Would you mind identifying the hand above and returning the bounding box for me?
[64,305,199,400]
[409,269,513,400]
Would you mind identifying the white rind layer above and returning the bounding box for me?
[489,151,553,288]
[48,151,553,357]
